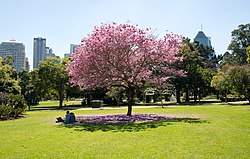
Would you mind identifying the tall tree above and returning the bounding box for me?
[172,38,217,103]
[211,71,231,101]
[28,69,41,105]
[38,57,69,108]
[211,65,250,102]
[195,42,217,70]
[227,23,250,65]
[0,57,20,95]
[247,45,250,64]
[67,22,183,115]
[173,38,204,102]
[18,69,30,102]
[227,65,250,102]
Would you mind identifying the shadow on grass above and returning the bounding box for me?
[59,118,209,133]
[134,100,221,107]
[29,104,84,111]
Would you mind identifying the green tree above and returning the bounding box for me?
[173,38,204,102]
[227,65,250,102]
[0,57,20,94]
[66,85,82,100]
[28,69,41,105]
[18,69,30,100]
[227,23,250,65]
[220,52,238,66]
[211,71,231,101]
[173,38,217,103]
[3,55,14,66]
[247,45,250,63]
[38,57,69,108]
[198,68,216,97]
[106,87,125,107]
[211,65,250,102]
[195,42,217,70]
[0,57,26,119]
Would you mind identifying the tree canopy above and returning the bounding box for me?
[0,57,20,94]
[211,65,250,102]
[38,57,69,108]
[226,23,250,65]
[247,45,250,64]
[67,22,184,115]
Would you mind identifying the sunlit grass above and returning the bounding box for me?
[0,102,249,159]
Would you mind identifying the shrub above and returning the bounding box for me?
[7,94,27,117]
[0,93,27,120]
[0,105,13,120]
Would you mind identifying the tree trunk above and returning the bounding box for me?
[194,90,197,103]
[160,94,164,108]
[58,80,64,109]
[127,86,133,116]
[216,91,219,100]
[185,87,189,102]
[175,87,181,103]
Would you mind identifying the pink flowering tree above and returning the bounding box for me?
[67,22,184,116]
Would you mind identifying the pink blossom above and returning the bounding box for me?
[67,22,184,115]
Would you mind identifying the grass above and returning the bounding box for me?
[29,100,82,111]
[0,101,249,159]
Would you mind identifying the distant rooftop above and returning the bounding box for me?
[194,31,208,39]
[1,39,23,44]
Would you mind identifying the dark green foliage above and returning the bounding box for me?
[0,93,27,120]
[247,46,250,63]
[172,38,217,103]
[223,23,250,65]
[0,57,21,95]
[0,57,27,120]
[227,65,250,101]
[38,57,69,108]
[0,105,13,120]
[7,94,27,116]
[211,65,250,102]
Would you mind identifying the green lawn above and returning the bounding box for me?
[0,102,249,159]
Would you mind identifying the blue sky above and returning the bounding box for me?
[1,0,249,68]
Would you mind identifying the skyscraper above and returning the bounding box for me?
[33,37,56,69]
[194,29,215,59]
[194,31,212,47]
[64,44,79,58]
[44,47,55,59]
[25,57,30,72]
[0,39,27,72]
[33,37,46,69]
[70,44,78,54]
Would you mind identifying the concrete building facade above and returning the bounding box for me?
[33,37,55,69]
[0,39,27,72]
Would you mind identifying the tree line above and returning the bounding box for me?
[0,23,249,118]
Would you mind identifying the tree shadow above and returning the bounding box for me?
[59,117,209,133]
[29,104,84,111]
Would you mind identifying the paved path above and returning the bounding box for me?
[76,101,249,111]
[77,105,164,110]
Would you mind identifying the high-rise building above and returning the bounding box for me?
[25,57,30,72]
[33,37,46,69]
[64,53,70,58]
[194,29,215,59]
[194,31,212,47]
[0,39,27,72]
[70,44,78,54]
[33,37,56,69]
[44,47,55,59]
[64,44,78,58]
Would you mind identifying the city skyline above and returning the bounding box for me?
[0,0,249,69]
